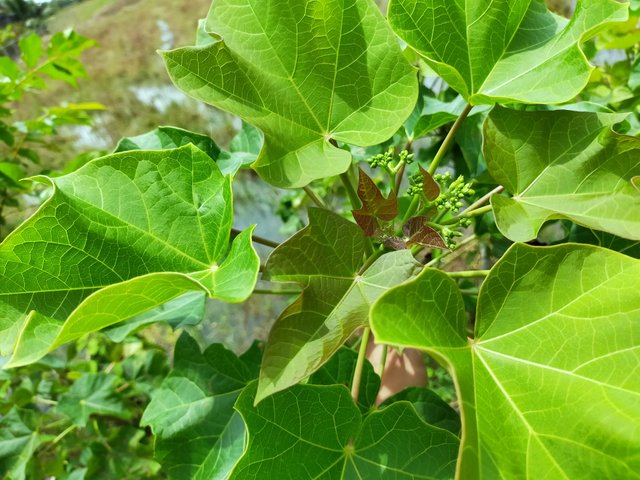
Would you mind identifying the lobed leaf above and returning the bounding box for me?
[484,107,640,242]
[388,0,628,104]
[141,333,256,480]
[56,373,131,427]
[372,243,640,478]
[352,169,398,236]
[0,145,259,367]
[0,409,41,480]
[162,0,418,187]
[258,209,420,403]
[231,382,460,479]
[309,347,380,412]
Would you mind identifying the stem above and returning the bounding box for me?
[303,185,328,209]
[358,246,384,274]
[460,288,480,296]
[425,234,477,267]
[401,195,420,223]
[427,104,473,175]
[446,269,490,278]
[253,288,301,295]
[340,172,361,209]
[35,397,57,406]
[52,424,77,445]
[463,205,493,218]
[462,185,504,213]
[231,228,280,249]
[441,204,493,225]
[351,327,371,402]
[393,162,405,194]
[378,344,388,382]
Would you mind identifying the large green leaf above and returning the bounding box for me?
[142,333,257,480]
[388,0,628,104]
[162,0,418,187]
[231,382,460,479]
[484,107,640,242]
[0,145,259,367]
[372,244,640,479]
[309,347,380,412]
[257,209,421,403]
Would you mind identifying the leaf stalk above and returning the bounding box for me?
[427,104,473,175]
[351,327,371,402]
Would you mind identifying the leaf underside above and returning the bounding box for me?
[388,0,628,104]
[162,0,418,187]
[484,107,640,242]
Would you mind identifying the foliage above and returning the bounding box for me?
[0,29,104,238]
[1,0,639,479]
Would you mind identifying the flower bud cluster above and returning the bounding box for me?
[433,174,475,214]
[366,147,414,173]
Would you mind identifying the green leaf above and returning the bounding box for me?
[231,382,459,479]
[485,107,640,242]
[258,210,419,401]
[0,409,40,480]
[56,373,131,427]
[265,208,366,283]
[162,0,418,187]
[114,126,221,161]
[405,91,489,140]
[104,291,206,342]
[218,122,263,176]
[0,57,20,81]
[0,145,259,367]
[309,347,380,412]
[257,249,421,403]
[380,387,461,436]
[142,333,255,480]
[352,169,398,236]
[388,0,628,104]
[569,226,640,259]
[0,162,26,189]
[372,243,640,479]
[19,34,43,69]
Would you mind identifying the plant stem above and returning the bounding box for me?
[446,269,490,278]
[393,162,405,194]
[427,104,473,175]
[358,246,384,274]
[351,327,371,402]
[463,204,493,218]
[401,194,420,223]
[340,172,361,209]
[253,288,301,295]
[231,228,280,249]
[441,204,493,225]
[378,344,388,382]
[425,234,477,267]
[52,424,77,445]
[460,288,480,296]
[463,185,504,213]
[303,185,328,209]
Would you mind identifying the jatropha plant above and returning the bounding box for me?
[1,0,639,478]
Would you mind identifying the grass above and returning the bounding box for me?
[21,0,235,166]
[47,0,116,32]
